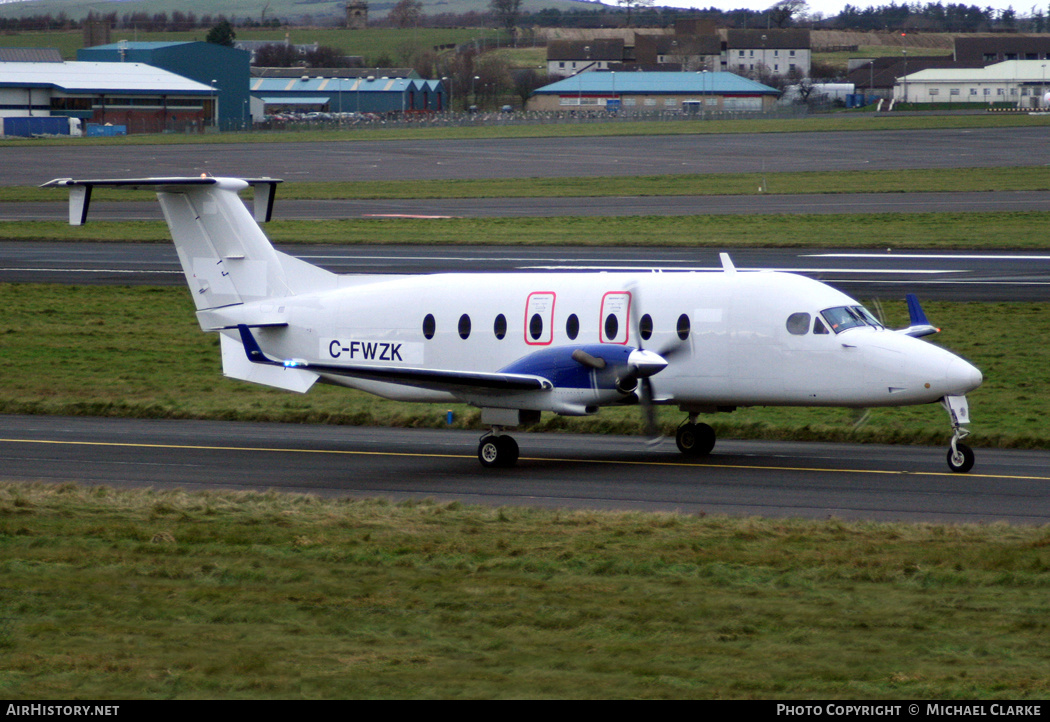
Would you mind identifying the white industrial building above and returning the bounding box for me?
[894,60,1050,108]
[0,58,216,135]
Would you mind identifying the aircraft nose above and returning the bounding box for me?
[947,356,983,395]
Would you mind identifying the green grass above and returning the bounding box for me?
[2,483,1050,699]
[3,112,1050,149]
[0,26,518,63]
[8,166,1050,203]
[4,211,1050,250]
[0,284,1046,449]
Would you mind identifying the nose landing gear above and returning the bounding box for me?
[943,395,974,473]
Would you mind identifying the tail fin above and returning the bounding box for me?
[43,176,335,311]
[897,293,940,338]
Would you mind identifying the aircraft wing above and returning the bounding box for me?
[237,326,552,393]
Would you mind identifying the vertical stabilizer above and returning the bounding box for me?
[157,178,291,310]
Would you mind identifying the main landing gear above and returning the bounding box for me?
[943,395,975,473]
[675,415,716,457]
[478,431,519,468]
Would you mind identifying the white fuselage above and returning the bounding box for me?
[232,268,982,414]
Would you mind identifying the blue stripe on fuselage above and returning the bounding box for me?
[499,345,636,390]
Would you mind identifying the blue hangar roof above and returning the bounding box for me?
[533,71,779,96]
[251,77,441,94]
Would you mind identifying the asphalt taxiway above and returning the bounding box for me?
[4,126,1050,185]
[2,242,1048,302]
[2,415,1048,523]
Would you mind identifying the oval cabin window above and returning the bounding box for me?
[677,314,691,341]
[566,314,579,340]
[529,313,543,341]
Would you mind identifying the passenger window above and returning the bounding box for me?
[639,313,653,341]
[566,314,579,340]
[493,314,507,340]
[529,313,543,341]
[422,313,436,340]
[676,314,690,341]
[458,314,471,340]
[786,312,810,335]
[604,314,619,340]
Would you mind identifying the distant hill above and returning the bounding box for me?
[0,0,596,24]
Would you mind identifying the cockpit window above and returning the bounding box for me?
[820,305,882,334]
[853,306,883,328]
[786,312,811,335]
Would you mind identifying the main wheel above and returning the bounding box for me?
[676,422,716,457]
[478,435,519,468]
[947,442,975,473]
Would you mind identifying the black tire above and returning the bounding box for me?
[947,442,975,473]
[478,435,518,468]
[676,422,716,457]
[497,435,519,467]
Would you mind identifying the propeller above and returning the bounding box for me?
[625,282,684,444]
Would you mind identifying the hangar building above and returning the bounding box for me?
[894,60,1050,108]
[526,71,779,113]
[77,41,251,130]
[250,75,446,115]
[0,56,215,136]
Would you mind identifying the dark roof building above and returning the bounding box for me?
[528,71,779,113]
[725,29,811,78]
[846,56,960,94]
[955,35,1050,64]
[0,48,63,63]
[78,41,250,130]
[546,39,625,76]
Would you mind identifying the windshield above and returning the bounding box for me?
[821,305,882,334]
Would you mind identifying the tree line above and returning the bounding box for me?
[0,3,1045,34]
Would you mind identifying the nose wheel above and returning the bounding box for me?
[478,432,519,468]
[947,439,975,474]
[942,395,974,473]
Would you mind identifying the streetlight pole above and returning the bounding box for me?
[210,79,218,130]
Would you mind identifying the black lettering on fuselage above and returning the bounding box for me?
[330,340,404,362]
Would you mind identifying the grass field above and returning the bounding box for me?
[2,483,1050,699]
[6,166,1050,204]
[3,211,1050,250]
[1,284,1046,449]
[2,107,1048,698]
[3,112,1050,149]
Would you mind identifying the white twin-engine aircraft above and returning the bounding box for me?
[45,175,983,472]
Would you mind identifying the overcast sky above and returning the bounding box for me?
[652,0,1031,19]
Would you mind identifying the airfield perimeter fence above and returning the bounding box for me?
[248,105,812,133]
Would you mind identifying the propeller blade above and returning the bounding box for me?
[639,378,663,444]
[571,348,607,370]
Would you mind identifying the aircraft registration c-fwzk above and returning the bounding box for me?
[44,175,983,472]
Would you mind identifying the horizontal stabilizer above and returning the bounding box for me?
[219,333,317,393]
[236,326,552,394]
[42,176,282,226]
